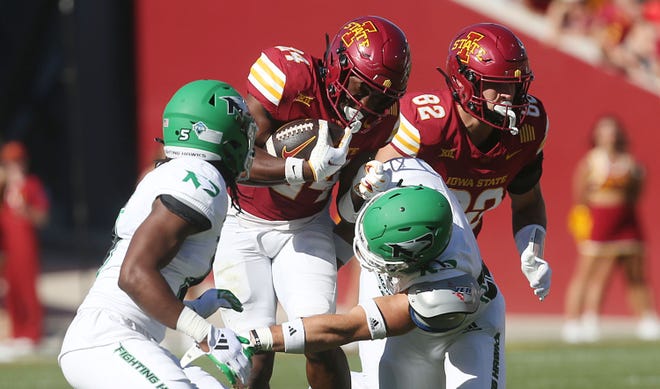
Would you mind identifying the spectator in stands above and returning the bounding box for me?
[606,0,660,90]
[546,0,598,42]
[563,114,660,343]
[542,0,660,92]
[0,141,50,361]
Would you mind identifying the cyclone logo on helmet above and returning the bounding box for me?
[341,20,378,48]
[452,31,487,64]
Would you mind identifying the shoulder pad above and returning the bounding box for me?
[407,271,481,332]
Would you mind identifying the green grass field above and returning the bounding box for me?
[1,341,659,388]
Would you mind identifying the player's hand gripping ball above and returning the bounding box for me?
[265,118,345,160]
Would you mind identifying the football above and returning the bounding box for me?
[265,118,345,160]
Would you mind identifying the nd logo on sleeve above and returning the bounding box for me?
[183,170,220,197]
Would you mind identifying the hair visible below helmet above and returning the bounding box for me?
[323,15,412,126]
[354,186,453,277]
[442,23,533,133]
[162,80,256,181]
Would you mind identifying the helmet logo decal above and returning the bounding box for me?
[386,232,433,259]
[222,96,244,115]
[452,31,487,64]
[193,121,223,144]
[341,20,378,48]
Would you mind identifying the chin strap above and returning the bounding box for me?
[343,106,364,133]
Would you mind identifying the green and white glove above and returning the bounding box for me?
[180,326,254,386]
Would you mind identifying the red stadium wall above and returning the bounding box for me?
[135,0,660,315]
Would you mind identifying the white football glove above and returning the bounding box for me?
[515,225,552,301]
[183,289,243,319]
[353,160,392,200]
[181,326,253,387]
[308,124,352,182]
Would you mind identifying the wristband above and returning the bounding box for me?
[285,157,305,185]
[514,224,546,257]
[359,298,387,340]
[337,190,359,223]
[281,318,306,353]
[176,306,211,343]
[249,327,274,352]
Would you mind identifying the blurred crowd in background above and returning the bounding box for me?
[520,0,660,92]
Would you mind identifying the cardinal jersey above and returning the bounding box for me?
[240,46,398,221]
[61,157,228,351]
[390,89,548,233]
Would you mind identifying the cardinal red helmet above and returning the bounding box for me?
[323,16,411,128]
[442,23,533,133]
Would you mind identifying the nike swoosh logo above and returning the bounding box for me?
[282,136,317,158]
[506,149,522,160]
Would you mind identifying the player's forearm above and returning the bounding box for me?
[247,306,372,355]
[269,311,368,353]
[511,185,547,233]
[242,147,288,183]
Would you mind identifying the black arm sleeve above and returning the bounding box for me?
[158,194,212,232]
[507,152,543,195]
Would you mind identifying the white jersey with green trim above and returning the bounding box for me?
[381,157,484,291]
[74,157,228,344]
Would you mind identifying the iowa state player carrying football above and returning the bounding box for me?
[212,15,411,389]
[354,23,553,388]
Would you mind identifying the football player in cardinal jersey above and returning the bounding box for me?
[356,23,552,387]
[212,15,411,389]
[58,80,256,388]
[376,22,551,299]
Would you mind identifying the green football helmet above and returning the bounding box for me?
[162,80,256,181]
[354,186,453,277]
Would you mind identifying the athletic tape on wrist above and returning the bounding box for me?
[176,306,211,343]
[285,157,305,185]
[360,298,387,340]
[281,318,306,353]
[514,224,546,257]
[337,191,359,223]
[249,327,274,352]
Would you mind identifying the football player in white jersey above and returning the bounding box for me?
[58,80,257,389]
[213,159,506,389]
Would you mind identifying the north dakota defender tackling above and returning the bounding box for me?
[58,80,256,388]
[216,158,506,389]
